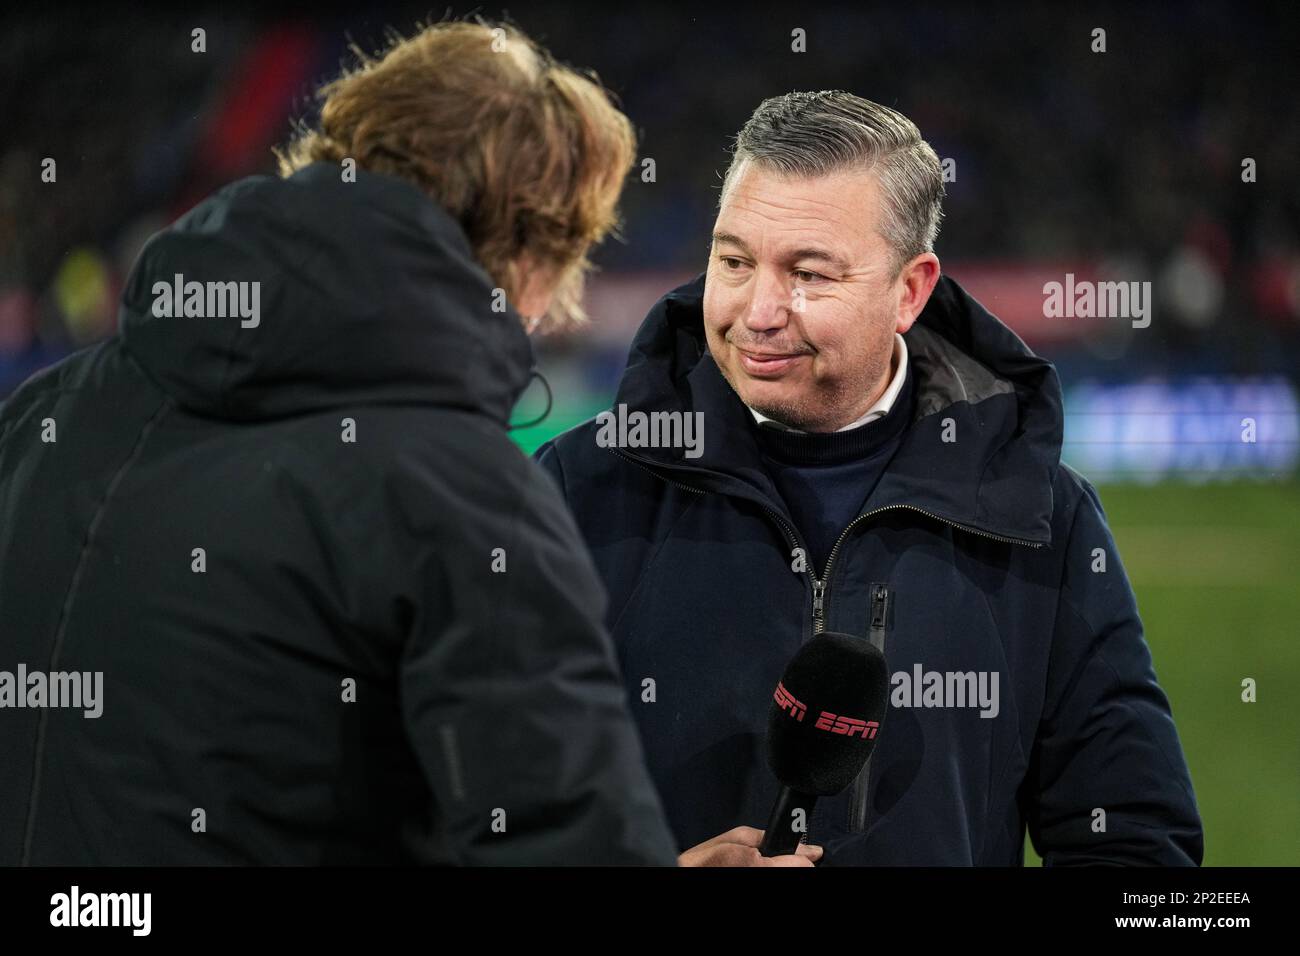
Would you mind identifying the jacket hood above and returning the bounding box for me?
[119,163,534,424]
[610,273,1064,545]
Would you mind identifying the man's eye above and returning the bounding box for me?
[793,269,826,283]
[720,257,747,270]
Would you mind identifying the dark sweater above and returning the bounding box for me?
[753,361,915,574]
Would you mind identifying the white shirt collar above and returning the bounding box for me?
[748,333,909,433]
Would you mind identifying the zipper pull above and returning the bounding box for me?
[870,584,890,631]
[812,580,826,618]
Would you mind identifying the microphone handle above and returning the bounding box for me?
[759,787,818,856]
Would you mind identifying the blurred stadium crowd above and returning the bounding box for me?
[3,2,1297,477]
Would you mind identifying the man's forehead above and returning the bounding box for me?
[714,162,884,260]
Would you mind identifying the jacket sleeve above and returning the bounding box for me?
[397,435,678,865]
[1021,476,1203,865]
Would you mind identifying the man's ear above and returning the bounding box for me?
[510,253,560,331]
[896,253,941,333]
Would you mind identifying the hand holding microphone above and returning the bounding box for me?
[677,826,823,866]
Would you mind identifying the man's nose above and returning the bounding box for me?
[741,268,791,333]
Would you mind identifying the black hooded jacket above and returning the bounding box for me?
[536,273,1204,865]
[0,163,677,865]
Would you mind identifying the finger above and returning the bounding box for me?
[715,844,765,867]
[795,843,824,861]
[760,853,816,867]
[683,825,761,855]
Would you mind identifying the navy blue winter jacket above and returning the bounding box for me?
[536,273,1203,866]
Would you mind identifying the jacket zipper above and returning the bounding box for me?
[759,504,1040,834]
[612,449,1041,636]
[610,451,1044,838]
[799,502,1043,635]
[849,583,891,833]
[819,504,1043,622]
[611,450,821,619]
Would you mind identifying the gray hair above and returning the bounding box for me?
[719,91,946,275]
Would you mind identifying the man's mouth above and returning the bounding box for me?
[736,347,806,377]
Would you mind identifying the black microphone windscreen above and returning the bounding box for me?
[766,631,889,796]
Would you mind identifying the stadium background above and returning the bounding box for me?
[2,2,1296,864]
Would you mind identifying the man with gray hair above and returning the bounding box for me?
[538,91,1202,865]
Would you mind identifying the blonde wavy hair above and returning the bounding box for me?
[276,19,637,333]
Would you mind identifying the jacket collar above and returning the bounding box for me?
[609,272,1063,545]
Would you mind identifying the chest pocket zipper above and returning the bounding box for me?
[849,582,891,833]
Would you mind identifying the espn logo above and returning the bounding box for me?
[814,712,879,739]
[773,682,807,722]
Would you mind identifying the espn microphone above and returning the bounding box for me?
[759,631,890,857]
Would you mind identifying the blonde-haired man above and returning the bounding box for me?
[0,20,690,866]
